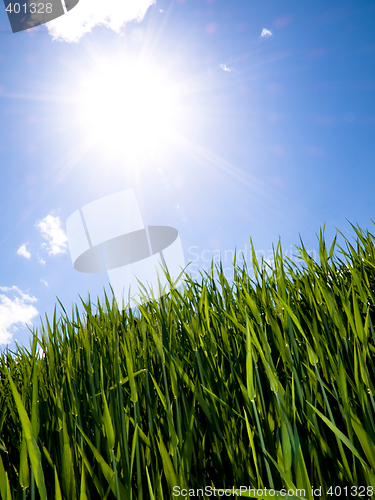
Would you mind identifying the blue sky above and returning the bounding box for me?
[0,0,375,351]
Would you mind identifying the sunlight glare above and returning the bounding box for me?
[77,60,180,154]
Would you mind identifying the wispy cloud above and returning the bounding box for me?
[36,215,68,256]
[46,0,156,43]
[220,64,232,72]
[40,279,48,287]
[260,28,272,38]
[0,286,38,346]
[17,244,31,259]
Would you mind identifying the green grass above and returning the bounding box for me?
[1,223,375,499]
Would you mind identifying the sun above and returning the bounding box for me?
[76,59,181,155]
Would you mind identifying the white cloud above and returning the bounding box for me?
[17,244,31,259]
[260,28,272,38]
[36,215,68,256]
[220,64,232,72]
[46,0,156,43]
[0,286,38,346]
[40,279,48,287]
